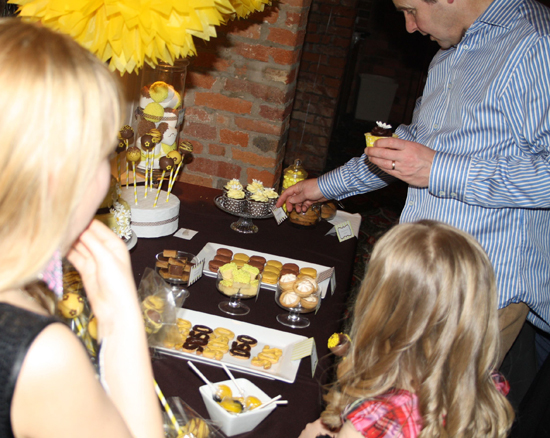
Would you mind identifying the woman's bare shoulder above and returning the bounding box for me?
[11,323,132,438]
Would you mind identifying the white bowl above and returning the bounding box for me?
[199,378,277,436]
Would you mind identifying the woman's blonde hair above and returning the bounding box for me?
[0,19,124,293]
[322,220,514,437]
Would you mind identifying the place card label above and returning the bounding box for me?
[310,339,318,377]
[188,259,204,286]
[174,228,198,240]
[335,220,354,242]
[291,337,318,377]
[272,206,287,225]
[291,337,314,360]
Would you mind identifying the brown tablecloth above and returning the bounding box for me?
[129,182,357,437]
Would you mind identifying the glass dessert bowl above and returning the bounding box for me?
[275,275,320,328]
[216,267,261,316]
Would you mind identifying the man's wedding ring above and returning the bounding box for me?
[391,161,395,170]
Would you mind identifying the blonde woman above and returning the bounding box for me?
[299,221,514,438]
[0,19,163,438]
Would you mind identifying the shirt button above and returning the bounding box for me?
[439,191,445,196]
[447,83,452,90]
[463,44,469,50]
[408,201,414,206]
[451,192,457,198]
[433,124,439,130]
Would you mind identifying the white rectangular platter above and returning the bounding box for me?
[154,309,307,384]
[196,242,334,298]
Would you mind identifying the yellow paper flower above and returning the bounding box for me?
[9,0,270,74]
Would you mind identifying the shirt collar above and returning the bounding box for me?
[473,0,521,30]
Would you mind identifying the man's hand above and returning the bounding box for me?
[366,137,435,187]
[275,178,327,213]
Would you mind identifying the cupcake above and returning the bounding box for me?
[224,178,243,193]
[247,191,270,216]
[246,179,264,198]
[263,188,279,209]
[224,188,246,213]
[364,121,398,147]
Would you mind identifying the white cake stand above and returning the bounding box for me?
[214,195,273,234]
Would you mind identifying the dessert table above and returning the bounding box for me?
[129,182,358,437]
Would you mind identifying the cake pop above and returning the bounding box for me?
[166,143,191,202]
[119,125,134,140]
[149,81,169,103]
[143,102,164,123]
[149,128,162,144]
[118,125,134,187]
[166,150,182,193]
[126,146,141,204]
[58,293,85,319]
[140,134,155,196]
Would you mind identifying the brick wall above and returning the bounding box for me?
[284,0,358,173]
[179,0,312,190]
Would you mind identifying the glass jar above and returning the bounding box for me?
[134,59,189,174]
[288,203,321,228]
[282,159,308,191]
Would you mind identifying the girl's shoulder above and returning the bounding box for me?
[344,389,422,438]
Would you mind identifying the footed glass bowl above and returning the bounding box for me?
[275,280,320,328]
[216,270,262,316]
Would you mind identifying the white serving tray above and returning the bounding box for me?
[196,242,334,298]
[154,309,308,384]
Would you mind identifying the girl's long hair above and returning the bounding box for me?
[322,221,514,437]
[0,19,124,297]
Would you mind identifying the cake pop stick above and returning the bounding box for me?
[115,140,125,183]
[166,140,193,202]
[165,150,182,197]
[119,125,134,188]
[154,156,174,207]
[140,134,155,198]
[148,129,162,194]
[126,146,141,205]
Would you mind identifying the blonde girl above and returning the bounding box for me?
[299,220,514,438]
[0,19,163,438]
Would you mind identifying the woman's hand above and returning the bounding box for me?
[67,220,140,337]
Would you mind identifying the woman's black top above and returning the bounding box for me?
[0,303,58,438]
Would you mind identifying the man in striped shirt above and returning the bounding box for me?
[278,0,550,364]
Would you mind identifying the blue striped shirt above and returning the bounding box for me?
[319,0,550,332]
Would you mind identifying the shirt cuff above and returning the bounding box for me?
[318,167,349,200]
[429,151,472,201]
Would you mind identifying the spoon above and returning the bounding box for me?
[187,361,221,402]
